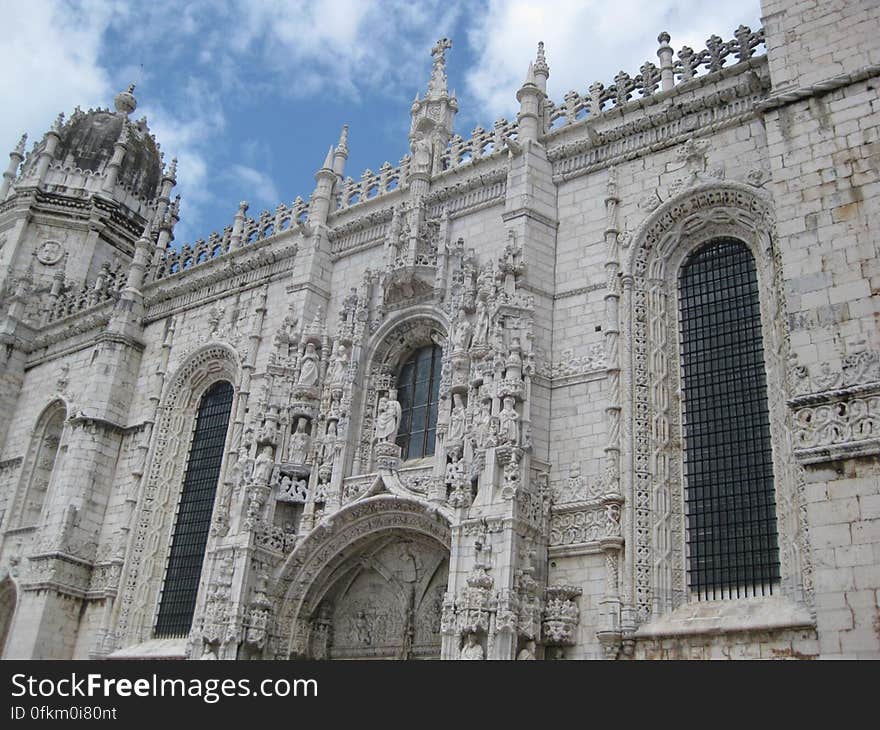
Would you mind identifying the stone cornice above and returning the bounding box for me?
[756,63,880,113]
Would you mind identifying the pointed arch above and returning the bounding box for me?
[0,573,17,658]
[620,181,811,625]
[11,399,68,528]
[353,307,449,473]
[114,344,240,647]
[273,495,452,659]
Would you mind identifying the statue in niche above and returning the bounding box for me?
[506,339,523,382]
[459,633,484,660]
[486,418,499,448]
[474,401,491,448]
[411,133,432,175]
[451,309,472,351]
[517,640,536,660]
[499,397,519,446]
[327,342,349,387]
[289,418,311,464]
[297,342,319,388]
[326,419,338,438]
[375,391,402,443]
[252,445,274,485]
[448,394,466,442]
[473,300,491,346]
[489,322,504,354]
[354,611,372,645]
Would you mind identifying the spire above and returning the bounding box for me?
[333,125,349,177]
[52,112,65,133]
[426,37,452,99]
[533,41,549,93]
[534,41,549,77]
[163,156,178,184]
[13,133,27,157]
[114,83,138,116]
[335,124,349,157]
[320,145,334,172]
[523,61,536,88]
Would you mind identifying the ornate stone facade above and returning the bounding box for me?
[0,0,879,659]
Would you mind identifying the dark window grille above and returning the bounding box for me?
[395,345,442,460]
[155,380,234,637]
[679,239,780,600]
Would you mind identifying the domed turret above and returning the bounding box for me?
[52,84,162,200]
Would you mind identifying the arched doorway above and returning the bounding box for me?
[320,533,447,659]
[276,495,452,660]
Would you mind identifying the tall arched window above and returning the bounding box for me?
[19,402,66,527]
[395,345,442,460]
[678,238,780,600]
[155,380,233,637]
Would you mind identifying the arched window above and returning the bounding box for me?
[19,402,66,527]
[155,380,233,637]
[395,345,442,460]
[678,238,780,599]
[0,577,16,658]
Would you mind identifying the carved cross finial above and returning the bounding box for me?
[427,37,453,98]
[431,37,452,59]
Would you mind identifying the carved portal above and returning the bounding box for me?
[320,537,448,659]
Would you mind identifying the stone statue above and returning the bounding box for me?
[327,342,349,387]
[289,417,310,464]
[474,401,491,448]
[459,632,484,660]
[499,397,519,445]
[506,341,523,382]
[448,394,466,442]
[354,610,372,645]
[252,445,274,485]
[451,309,472,351]
[297,342,319,388]
[517,640,536,660]
[375,392,402,443]
[473,300,491,346]
[411,133,432,175]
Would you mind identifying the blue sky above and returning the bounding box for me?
[0,1,761,246]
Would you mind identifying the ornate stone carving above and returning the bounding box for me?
[542,586,581,646]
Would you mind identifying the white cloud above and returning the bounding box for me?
[0,1,116,155]
[228,165,280,209]
[463,0,763,124]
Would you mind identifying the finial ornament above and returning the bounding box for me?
[52,113,65,132]
[114,83,138,116]
[534,41,549,77]
[427,37,453,98]
[13,133,27,156]
[336,124,349,156]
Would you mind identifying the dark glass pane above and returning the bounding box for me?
[394,344,442,461]
[155,380,234,637]
[679,239,779,599]
[411,406,427,432]
[414,377,429,405]
[409,432,425,459]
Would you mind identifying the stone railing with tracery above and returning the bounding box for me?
[439,117,519,171]
[151,197,309,281]
[45,261,125,323]
[545,25,766,131]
